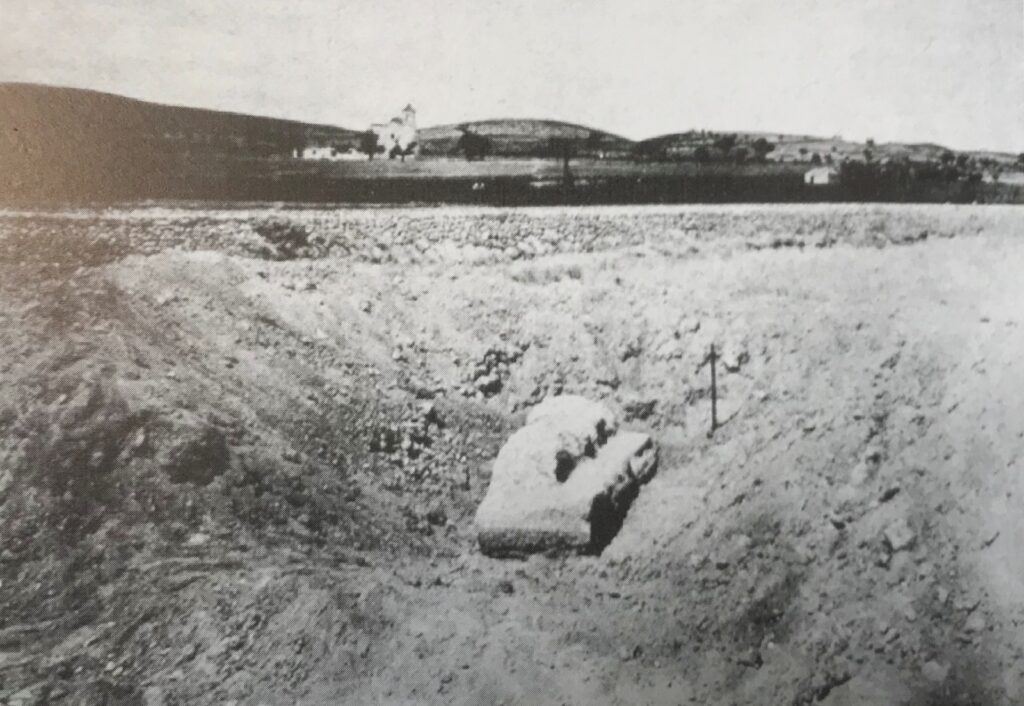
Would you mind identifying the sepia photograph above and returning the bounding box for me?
[1,1,1023,704]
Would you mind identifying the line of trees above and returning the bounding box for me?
[634,133,777,164]
[454,127,492,161]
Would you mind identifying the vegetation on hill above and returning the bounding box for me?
[638,129,1020,171]
[418,119,634,159]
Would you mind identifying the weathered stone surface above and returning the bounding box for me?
[475,395,657,557]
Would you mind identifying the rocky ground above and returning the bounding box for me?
[1,203,1023,705]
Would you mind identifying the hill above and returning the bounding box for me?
[639,129,1019,166]
[418,119,634,158]
[0,83,359,201]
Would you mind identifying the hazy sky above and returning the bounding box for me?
[3,0,1022,151]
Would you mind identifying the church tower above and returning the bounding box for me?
[400,104,418,156]
[402,104,416,131]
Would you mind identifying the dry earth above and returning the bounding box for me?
[1,204,1023,705]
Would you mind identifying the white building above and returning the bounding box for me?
[804,166,839,185]
[988,170,1024,185]
[371,104,417,158]
[292,145,367,161]
[293,104,418,161]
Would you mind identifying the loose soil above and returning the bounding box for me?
[1,204,1022,705]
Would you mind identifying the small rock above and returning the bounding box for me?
[879,486,900,503]
[883,518,916,553]
[186,532,209,547]
[921,660,949,684]
[964,613,985,633]
[736,648,762,668]
[619,645,642,661]
[622,398,657,421]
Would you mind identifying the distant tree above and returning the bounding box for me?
[1018,153,1024,166]
[389,140,417,162]
[955,153,970,170]
[810,152,823,165]
[456,129,490,161]
[632,141,665,162]
[584,130,603,153]
[733,146,749,164]
[402,141,417,162]
[824,153,834,165]
[713,133,738,154]
[863,148,874,163]
[751,137,775,161]
[866,138,876,149]
[799,147,809,160]
[548,137,577,184]
[548,137,576,161]
[940,150,955,166]
[693,145,711,163]
[359,130,379,160]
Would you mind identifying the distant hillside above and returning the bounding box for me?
[1,82,1018,204]
[0,83,359,201]
[639,130,1019,166]
[418,119,634,158]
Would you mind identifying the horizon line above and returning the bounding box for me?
[2,79,1019,156]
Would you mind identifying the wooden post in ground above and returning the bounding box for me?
[709,343,718,436]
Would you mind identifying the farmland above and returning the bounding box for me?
[270,156,808,180]
[2,203,1024,704]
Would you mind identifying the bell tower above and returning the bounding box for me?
[402,104,416,131]
[400,104,418,157]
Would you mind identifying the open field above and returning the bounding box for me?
[271,157,808,180]
[2,204,1024,705]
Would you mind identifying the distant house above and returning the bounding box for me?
[294,104,417,161]
[371,104,418,158]
[992,170,1024,185]
[293,145,367,161]
[804,166,839,185]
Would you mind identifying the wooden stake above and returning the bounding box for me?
[709,343,718,436]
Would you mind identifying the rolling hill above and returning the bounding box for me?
[639,130,1019,166]
[418,119,634,158]
[0,83,360,201]
[0,82,359,157]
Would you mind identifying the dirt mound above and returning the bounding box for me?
[2,205,1024,704]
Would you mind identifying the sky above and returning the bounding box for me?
[2,0,1022,151]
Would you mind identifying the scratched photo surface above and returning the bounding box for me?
[1,2,1023,704]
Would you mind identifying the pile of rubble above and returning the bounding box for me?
[459,341,528,399]
[368,402,442,463]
